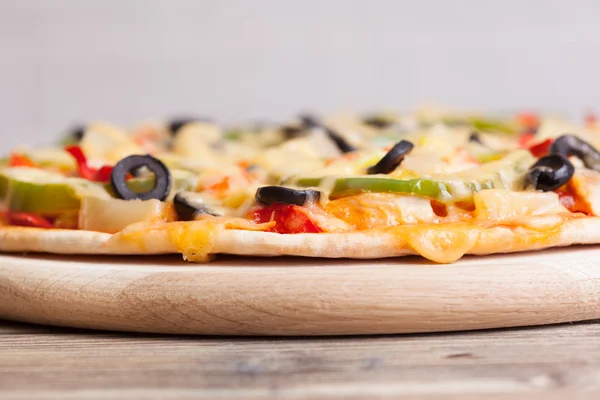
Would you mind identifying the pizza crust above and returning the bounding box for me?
[2,215,600,263]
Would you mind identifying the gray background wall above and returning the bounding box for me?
[1,0,599,149]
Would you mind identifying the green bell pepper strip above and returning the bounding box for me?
[430,116,518,134]
[223,130,244,141]
[296,177,495,203]
[468,117,518,134]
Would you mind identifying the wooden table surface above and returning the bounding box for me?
[1,320,600,399]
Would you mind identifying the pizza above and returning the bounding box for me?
[2,108,600,263]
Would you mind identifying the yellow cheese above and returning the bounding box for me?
[167,220,225,262]
[325,193,438,229]
[400,223,481,264]
[569,169,600,216]
[473,189,568,222]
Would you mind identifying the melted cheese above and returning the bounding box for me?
[301,205,352,232]
[325,193,439,229]
[569,169,600,216]
[116,218,275,262]
[473,189,568,222]
[388,213,573,264]
[396,223,480,264]
[320,189,576,263]
[167,220,224,262]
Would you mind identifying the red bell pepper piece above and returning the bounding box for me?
[516,112,539,129]
[528,138,553,158]
[250,204,322,234]
[65,146,98,180]
[4,211,53,229]
[65,146,114,182]
[8,153,39,168]
[518,133,535,148]
[585,113,597,126]
[94,165,114,182]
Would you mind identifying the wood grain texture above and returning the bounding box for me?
[1,320,600,399]
[2,246,600,335]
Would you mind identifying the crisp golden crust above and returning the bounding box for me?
[1,214,599,263]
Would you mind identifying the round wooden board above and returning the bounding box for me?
[1,247,600,336]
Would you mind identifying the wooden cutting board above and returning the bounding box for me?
[1,247,600,336]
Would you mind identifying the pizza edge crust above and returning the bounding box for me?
[1,216,600,262]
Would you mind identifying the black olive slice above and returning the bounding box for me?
[300,115,357,153]
[468,131,484,145]
[363,116,394,129]
[69,125,86,142]
[280,124,307,140]
[327,130,357,153]
[550,134,600,171]
[174,192,221,221]
[168,117,212,136]
[524,154,575,192]
[62,124,85,144]
[367,140,415,175]
[299,115,321,130]
[110,155,172,201]
[256,186,321,206]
